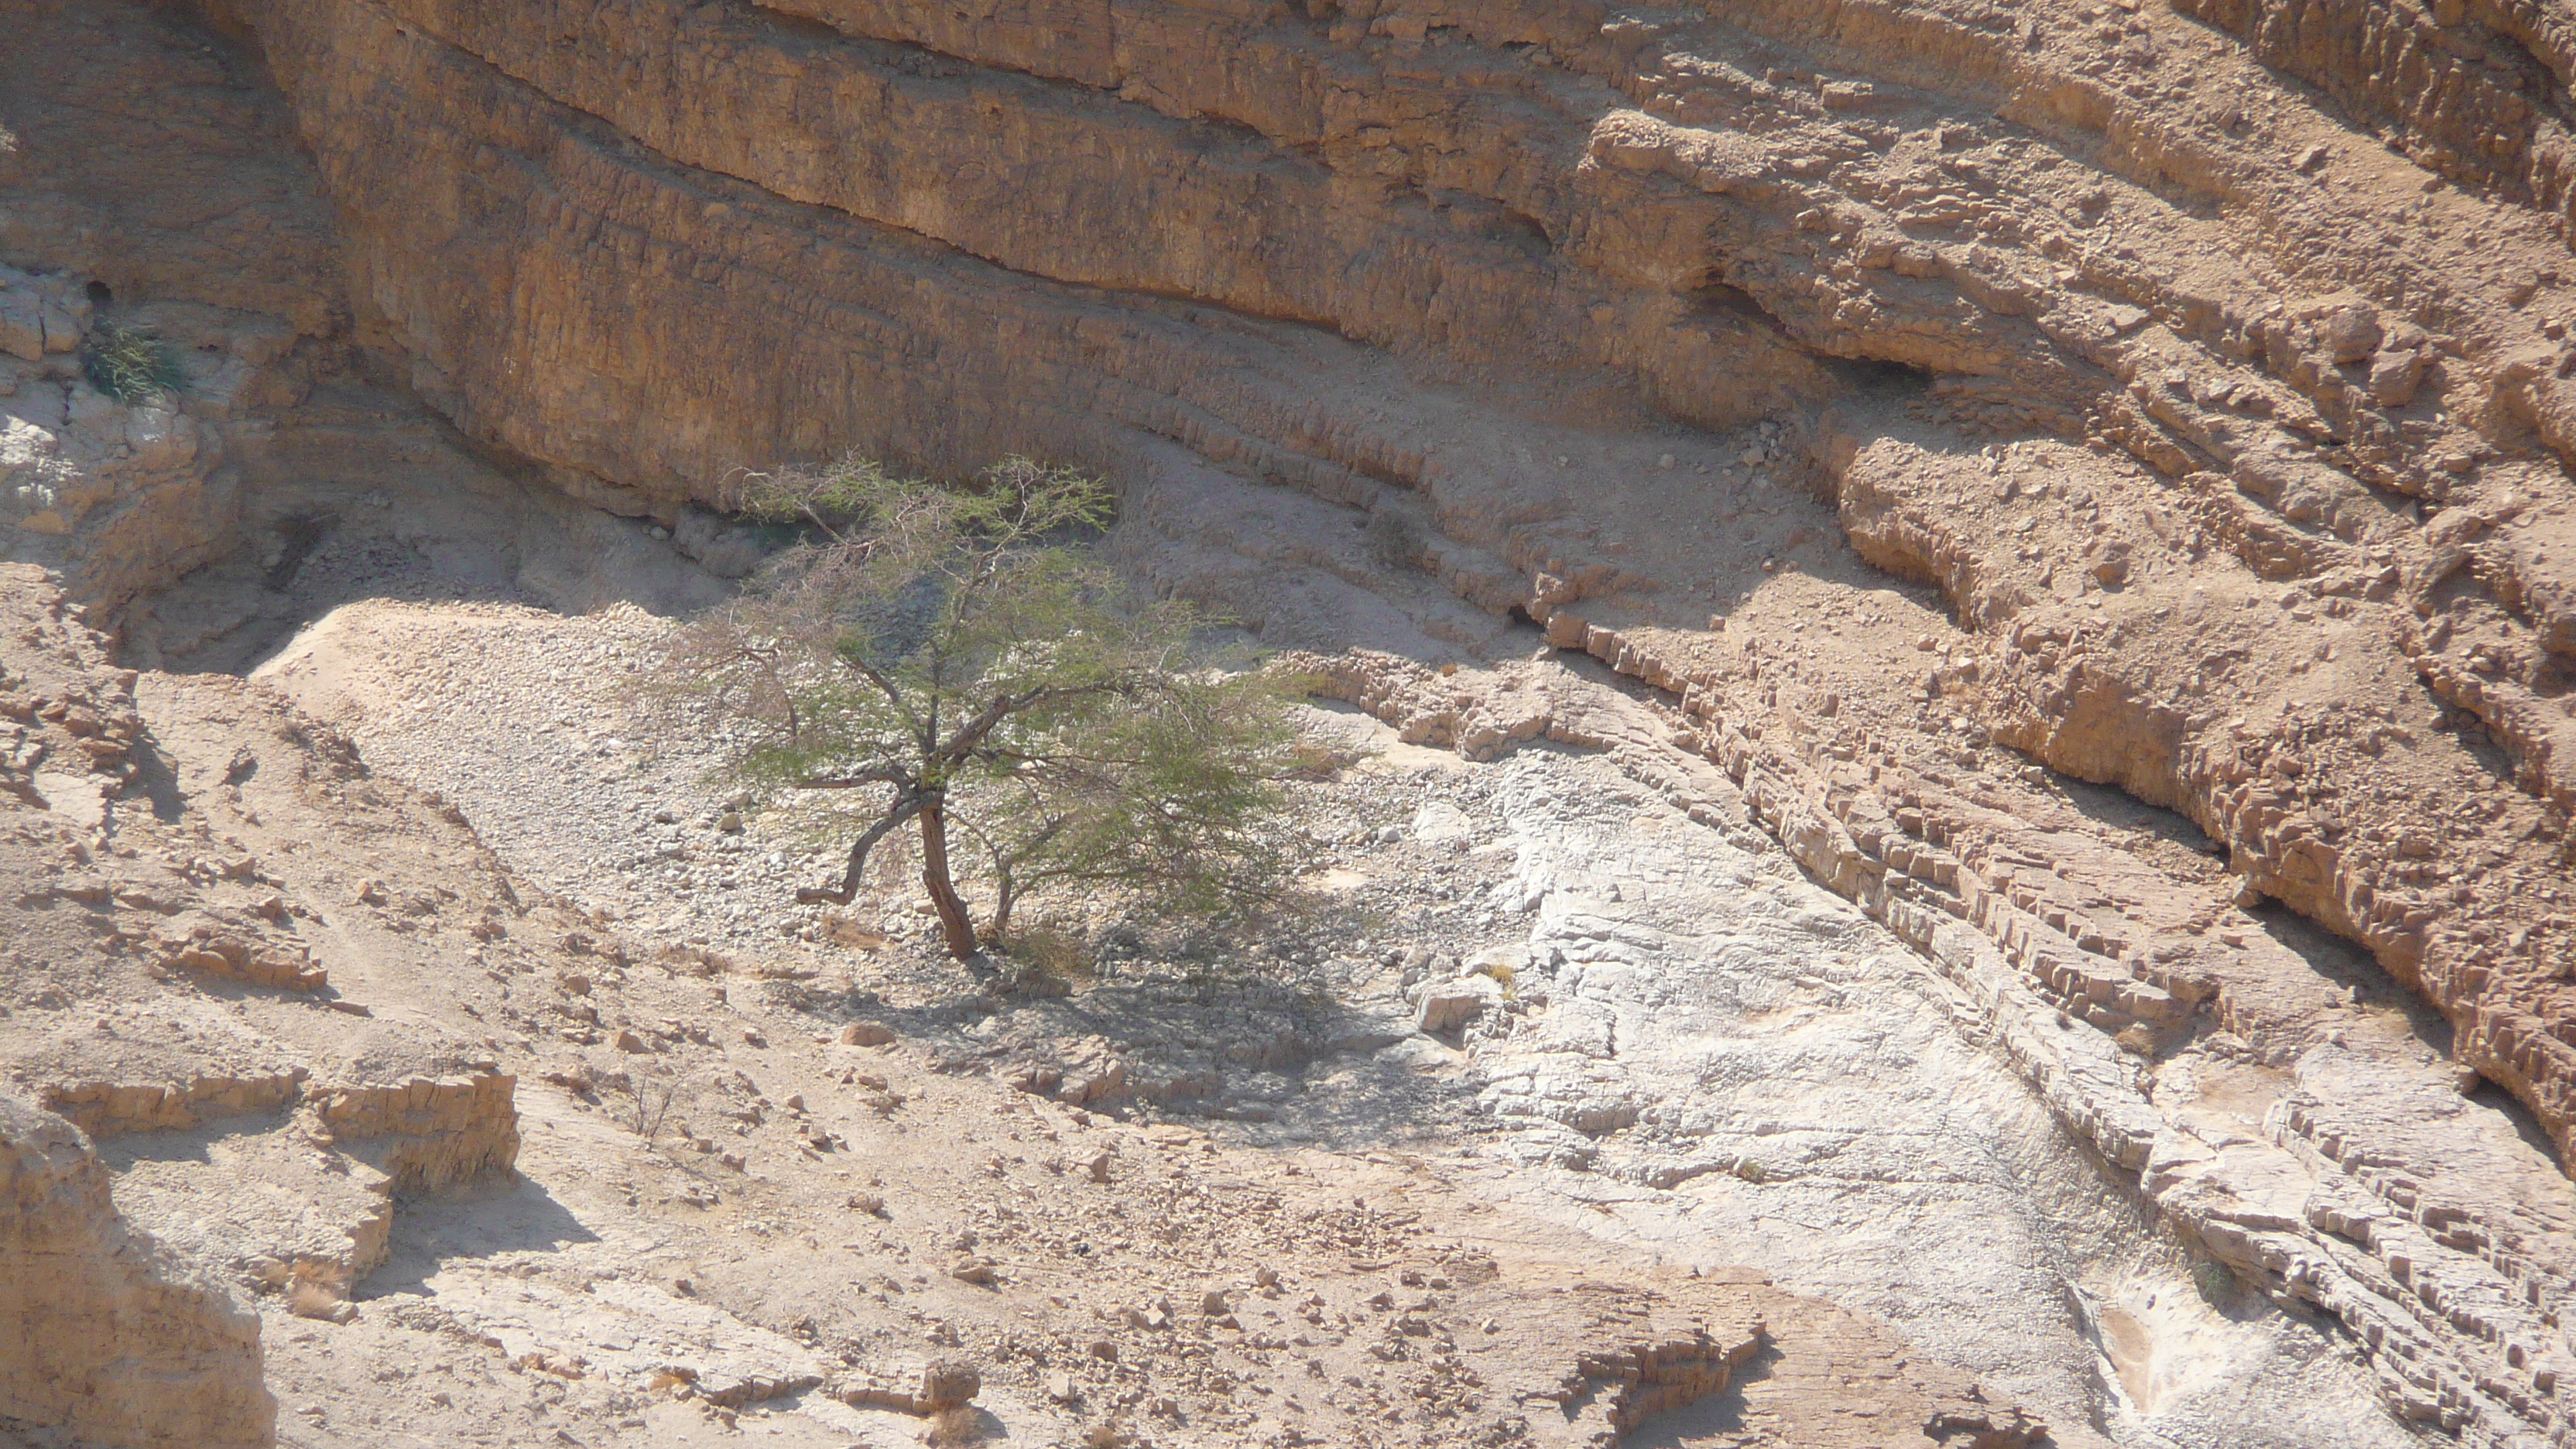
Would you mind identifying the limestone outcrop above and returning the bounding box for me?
[8,0,2576,1444]
[309,1070,522,1193]
[0,1092,276,1449]
[186,0,2576,1190]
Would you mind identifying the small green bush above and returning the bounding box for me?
[2191,1258,2234,1302]
[83,321,184,403]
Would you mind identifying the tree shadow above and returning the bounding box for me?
[820,941,1471,1150]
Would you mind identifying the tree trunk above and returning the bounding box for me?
[988,867,1018,944]
[916,796,979,960]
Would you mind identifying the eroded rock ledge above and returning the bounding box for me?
[0,1092,276,1449]
[188,0,2576,1193]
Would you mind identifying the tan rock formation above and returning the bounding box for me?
[0,1092,276,1449]
[9,0,2576,1443]
[309,1070,522,1192]
[183,0,2576,1194]
[41,1070,310,1139]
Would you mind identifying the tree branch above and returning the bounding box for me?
[937,679,1130,766]
[795,790,925,905]
[792,766,909,791]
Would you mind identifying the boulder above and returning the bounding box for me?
[2367,348,2424,407]
[0,295,42,362]
[2315,303,2383,364]
[1414,973,1503,1033]
[918,1358,981,1410]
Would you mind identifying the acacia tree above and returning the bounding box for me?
[677,454,1296,961]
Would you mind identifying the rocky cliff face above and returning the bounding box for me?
[11,0,2576,1445]
[0,1093,276,1449]
[207,0,2576,1128]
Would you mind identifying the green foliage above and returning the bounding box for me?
[676,453,1300,959]
[2191,1258,2234,1303]
[83,320,184,404]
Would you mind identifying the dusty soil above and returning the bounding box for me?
[0,532,2440,1448]
[4,564,2094,1449]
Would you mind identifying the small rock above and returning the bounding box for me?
[1201,1290,1229,1316]
[821,913,886,949]
[613,1029,649,1053]
[1045,1369,1077,1403]
[1087,1339,1118,1362]
[919,1358,981,1410]
[1414,974,1503,1033]
[355,879,390,906]
[2317,303,2382,364]
[2368,347,2424,407]
[839,1021,896,1046]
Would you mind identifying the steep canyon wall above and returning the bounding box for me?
[15,1,2576,1442]
[204,0,2576,1133]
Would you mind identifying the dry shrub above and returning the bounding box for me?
[923,1405,982,1447]
[285,1280,341,1319]
[285,1262,351,1321]
[1002,924,1093,985]
[1083,1422,1131,1449]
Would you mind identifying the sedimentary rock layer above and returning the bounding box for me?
[210,0,2576,1182]
[98,5,2576,1439]
[0,1093,276,1449]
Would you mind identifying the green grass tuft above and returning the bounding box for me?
[83,320,185,403]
